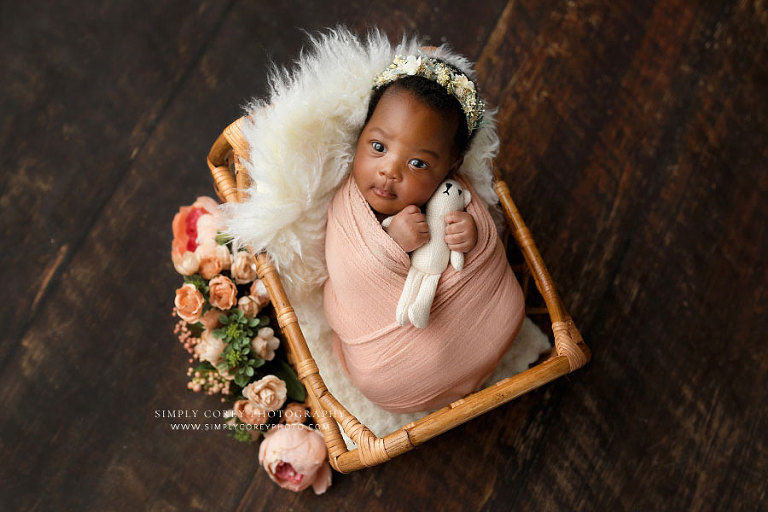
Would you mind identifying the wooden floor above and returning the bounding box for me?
[1,1,766,510]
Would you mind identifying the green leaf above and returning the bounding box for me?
[215,232,233,246]
[234,374,248,387]
[248,318,259,327]
[245,367,254,377]
[219,314,229,324]
[252,357,265,369]
[213,328,225,339]
[272,359,306,402]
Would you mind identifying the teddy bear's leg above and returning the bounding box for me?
[396,269,423,326]
[408,273,441,329]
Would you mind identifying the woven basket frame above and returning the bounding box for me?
[207,117,590,473]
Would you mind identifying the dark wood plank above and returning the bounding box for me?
[0,0,235,367]
[1,0,765,510]
[478,0,767,510]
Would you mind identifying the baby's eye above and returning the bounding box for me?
[372,141,386,153]
[409,159,427,169]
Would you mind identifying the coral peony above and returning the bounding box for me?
[259,425,332,494]
[174,284,205,323]
[171,196,222,265]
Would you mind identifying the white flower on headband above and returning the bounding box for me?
[373,53,486,133]
[452,75,475,100]
[402,55,422,75]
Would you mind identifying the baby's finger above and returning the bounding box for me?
[401,204,421,215]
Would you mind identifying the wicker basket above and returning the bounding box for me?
[207,117,591,473]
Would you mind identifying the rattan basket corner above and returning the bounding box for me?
[207,117,590,473]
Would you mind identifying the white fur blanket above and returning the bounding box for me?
[222,28,549,444]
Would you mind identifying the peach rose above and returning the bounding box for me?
[171,196,222,263]
[231,251,258,284]
[251,327,280,361]
[281,403,308,425]
[259,424,332,494]
[238,295,263,319]
[198,254,222,280]
[195,329,225,366]
[208,275,237,310]
[172,251,200,276]
[174,284,205,323]
[234,399,270,426]
[242,375,287,412]
[199,308,222,330]
[250,279,271,309]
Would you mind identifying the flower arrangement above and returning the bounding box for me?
[170,196,332,494]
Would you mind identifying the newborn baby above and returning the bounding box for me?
[323,54,525,413]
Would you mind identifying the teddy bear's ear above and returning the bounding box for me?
[463,189,471,208]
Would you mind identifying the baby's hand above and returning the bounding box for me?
[384,205,430,252]
[444,211,477,253]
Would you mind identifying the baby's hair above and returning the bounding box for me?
[365,73,474,157]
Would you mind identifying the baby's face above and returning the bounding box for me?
[352,88,461,217]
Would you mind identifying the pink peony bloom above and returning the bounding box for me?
[171,196,222,265]
[259,424,332,494]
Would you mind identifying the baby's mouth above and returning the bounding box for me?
[372,185,396,199]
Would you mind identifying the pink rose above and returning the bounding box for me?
[174,284,205,323]
[234,399,270,426]
[198,254,223,280]
[199,308,222,330]
[208,275,237,310]
[242,375,287,412]
[171,196,222,264]
[251,327,280,361]
[238,295,263,319]
[250,279,271,309]
[172,251,200,276]
[281,402,308,425]
[231,251,259,284]
[259,425,332,494]
[195,329,225,366]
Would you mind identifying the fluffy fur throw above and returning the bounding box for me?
[222,28,549,441]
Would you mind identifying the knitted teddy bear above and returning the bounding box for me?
[384,179,472,328]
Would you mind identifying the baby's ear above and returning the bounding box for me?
[463,189,471,208]
[450,155,464,174]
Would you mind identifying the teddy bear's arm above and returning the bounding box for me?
[450,249,464,271]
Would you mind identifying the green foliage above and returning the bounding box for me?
[214,309,270,388]
[183,274,209,296]
[215,231,234,246]
[272,359,306,402]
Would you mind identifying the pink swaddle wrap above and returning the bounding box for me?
[323,175,525,413]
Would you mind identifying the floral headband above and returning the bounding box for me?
[373,53,486,133]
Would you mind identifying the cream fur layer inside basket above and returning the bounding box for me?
[222,28,550,444]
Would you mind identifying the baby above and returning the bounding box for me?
[323,54,525,413]
[352,68,478,256]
